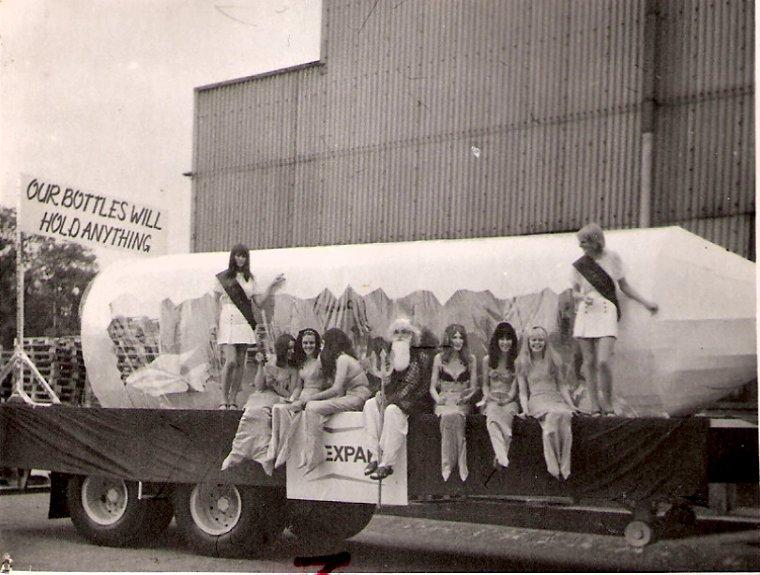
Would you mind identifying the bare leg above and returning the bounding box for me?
[229,345,247,407]
[596,337,616,413]
[577,338,600,412]
[220,344,239,406]
[558,412,573,479]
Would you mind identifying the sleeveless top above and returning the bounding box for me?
[299,358,324,392]
[338,355,372,400]
[487,366,516,400]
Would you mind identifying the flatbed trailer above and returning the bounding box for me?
[1,403,756,554]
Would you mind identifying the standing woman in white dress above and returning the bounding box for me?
[214,244,285,409]
[571,224,658,415]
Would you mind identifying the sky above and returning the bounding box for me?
[0,0,322,267]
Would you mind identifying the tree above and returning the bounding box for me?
[0,206,99,347]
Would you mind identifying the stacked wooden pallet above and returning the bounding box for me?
[0,347,13,401]
[107,316,160,384]
[51,337,87,404]
[21,337,57,403]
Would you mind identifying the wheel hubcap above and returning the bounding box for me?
[189,484,242,536]
[81,477,129,526]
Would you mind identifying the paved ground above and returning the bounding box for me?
[0,492,758,572]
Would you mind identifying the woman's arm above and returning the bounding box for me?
[618,277,658,313]
[252,362,267,392]
[297,354,350,405]
[459,354,479,403]
[288,375,303,402]
[429,354,444,405]
[251,273,286,308]
[516,370,530,416]
[481,356,491,403]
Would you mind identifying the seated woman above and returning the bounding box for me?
[221,334,297,475]
[289,328,372,473]
[481,322,520,469]
[429,324,478,482]
[269,328,325,468]
[516,326,577,479]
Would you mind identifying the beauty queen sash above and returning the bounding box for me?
[572,255,621,321]
[216,271,258,331]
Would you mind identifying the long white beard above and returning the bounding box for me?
[391,339,411,372]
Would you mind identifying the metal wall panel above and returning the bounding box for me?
[191,0,753,259]
[652,0,754,225]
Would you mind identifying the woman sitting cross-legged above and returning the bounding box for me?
[220,334,297,475]
[516,326,578,480]
[288,328,372,474]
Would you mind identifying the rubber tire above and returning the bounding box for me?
[173,484,285,558]
[624,519,657,547]
[288,500,375,547]
[67,475,173,547]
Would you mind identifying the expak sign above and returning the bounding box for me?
[286,412,407,505]
[19,174,167,255]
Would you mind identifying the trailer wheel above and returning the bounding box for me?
[173,483,285,557]
[67,476,173,547]
[288,500,375,548]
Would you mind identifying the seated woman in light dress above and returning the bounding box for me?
[288,328,372,473]
[221,333,297,474]
[516,326,577,479]
[481,322,521,470]
[429,324,478,482]
[269,328,325,469]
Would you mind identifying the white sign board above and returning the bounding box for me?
[19,174,167,256]
[286,412,408,505]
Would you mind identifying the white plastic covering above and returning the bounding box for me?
[81,227,756,415]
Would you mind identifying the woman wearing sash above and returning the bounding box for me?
[220,334,297,474]
[481,322,520,469]
[571,224,658,415]
[214,244,285,409]
[430,324,478,482]
[288,328,372,473]
[517,326,576,479]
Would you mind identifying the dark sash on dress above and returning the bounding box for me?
[216,270,258,331]
[572,255,621,320]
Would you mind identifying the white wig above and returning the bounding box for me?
[387,317,421,343]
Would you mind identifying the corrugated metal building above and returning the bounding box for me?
[190,0,754,259]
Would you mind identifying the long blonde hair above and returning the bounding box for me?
[516,326,559,379]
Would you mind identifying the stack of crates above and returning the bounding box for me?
[107,316,160,384]
[51,336,87,404]
[21,337,57,403]
[0,346,13,401]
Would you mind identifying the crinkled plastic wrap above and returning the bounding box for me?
[81,227,756,415]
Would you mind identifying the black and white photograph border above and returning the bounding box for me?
[0,0,757,573]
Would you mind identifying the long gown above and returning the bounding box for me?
[525,359,574,479]
[221,363,294,475]
[271,358,326,468]
[434,360,471,482]
[483,365,520,468]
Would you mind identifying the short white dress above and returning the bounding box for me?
[214,273,256,345]
[571,250,624,339]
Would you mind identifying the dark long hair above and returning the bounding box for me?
[293,328,322,368]
[319,328,356,379]
[440,324,470,365]
[488,322,519,370]
[226,243,252,280]
[274,333,296,368]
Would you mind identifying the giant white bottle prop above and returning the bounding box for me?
[81,227,756,416]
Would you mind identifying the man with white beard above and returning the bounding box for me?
[362,317,433,480]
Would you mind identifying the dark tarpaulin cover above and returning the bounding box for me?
[1,405,708,503]
[408,414,710,504]
[0,405,281,486]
